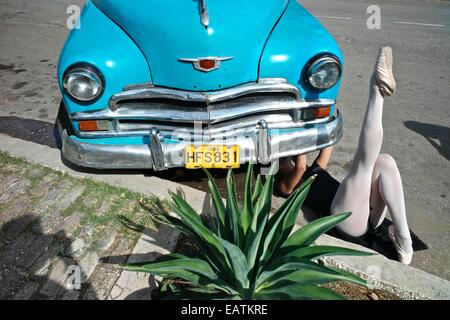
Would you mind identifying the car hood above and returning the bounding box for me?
[92,0,289,91]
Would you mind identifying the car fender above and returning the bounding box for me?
[57,0,151,115]
[259,0,344,101]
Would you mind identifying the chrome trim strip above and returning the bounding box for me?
[73,98,335,124]
[74,115,332,139]
[107,78,301,111]
[199,0,210,27]
[61,111,343,170]
[123,82,153,91]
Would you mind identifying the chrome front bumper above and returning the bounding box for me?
[62,111,343,170]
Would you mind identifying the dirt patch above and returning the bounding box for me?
[324,282,401,300]
[12,82,28,90]
[0,64,27,74]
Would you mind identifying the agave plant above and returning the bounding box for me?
[123,164,371,300]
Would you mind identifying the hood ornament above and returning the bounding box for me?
[199,0,210,28]
[178,56,233,72]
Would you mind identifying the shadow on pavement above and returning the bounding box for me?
[0,116,58,149]
[404,120,450,162]
[0,214,97,300]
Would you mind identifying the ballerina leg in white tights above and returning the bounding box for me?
[277,47,414,264]
[330,47,413,264]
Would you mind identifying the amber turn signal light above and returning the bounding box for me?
[302,107,331,121]
[78,120,109,132]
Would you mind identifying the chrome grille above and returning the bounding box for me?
[70,78,336,138]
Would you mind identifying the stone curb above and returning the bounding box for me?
[1,133,449,300]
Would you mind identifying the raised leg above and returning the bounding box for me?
[331,47,394,236]
[330,83,385,237]
[330,47,413,263]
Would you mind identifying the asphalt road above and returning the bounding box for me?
[0,0,449,280]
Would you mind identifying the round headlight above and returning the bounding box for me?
[307,56,342,90]
[63,65,104,102]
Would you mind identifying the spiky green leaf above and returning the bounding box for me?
[282,212,352,250]
[204,169,227,237]
[225,170,242,246]
[218,238,250,292]
[241,163,254,235]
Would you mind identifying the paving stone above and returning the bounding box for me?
[108,270,154,300]
[0,239,7,250]
[34,187,68,214]
[82,193,101,208]
[96,199,114,216]
[105,237,134,265]
[28,168,46,179]
[32,178,80,217]
[94,232,117,256]
[109,226,179,300]
[33,209,66,234]
[128,226,180,264]
[55,185,85,212]
[0,232,37,265]
[30,242,65,276]
[2,164,24,175]
[0,211,37,240]
[34,187,84,234]
[39,257,76,299]
[0,269,22,299]
[67,238,86,258]
[78,251,99,283]
[65,224,95,259]
[29,174,58,197]
[58,211,83,237]
[16,234,54,268]
[0,180,31,204]
[0,175,21,195]
[83,266,121,300]
[0,202,29,224]
[57,179,75,191]
[60,288,81,300]
[13,281,40,300]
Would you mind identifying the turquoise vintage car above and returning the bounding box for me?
[57,0,344,171]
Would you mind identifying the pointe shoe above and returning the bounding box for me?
[388,225,413,265]
[374,47,397,97]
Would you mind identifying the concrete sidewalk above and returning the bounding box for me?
[0,133,449,299]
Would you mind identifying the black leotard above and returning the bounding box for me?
[302,161,340,218]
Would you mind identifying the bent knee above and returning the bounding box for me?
[376,153,398,171]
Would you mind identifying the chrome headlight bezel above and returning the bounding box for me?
[306,55,342,90]
[63,64,104,103]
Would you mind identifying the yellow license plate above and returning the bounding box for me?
[185,145,240,169]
